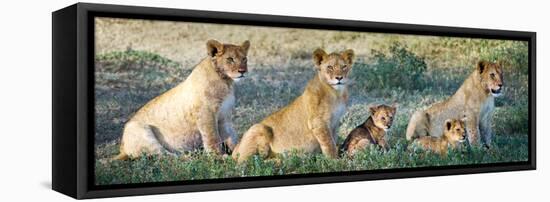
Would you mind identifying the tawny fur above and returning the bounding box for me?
[405,61,504,147]
[113,40,250,160]
[232,48,355,163]
[410,118,467,156]
[340,104,397,156]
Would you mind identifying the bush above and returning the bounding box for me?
[480,41,529,75]
[354,42,427,91]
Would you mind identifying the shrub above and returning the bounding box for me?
[480,41,529,75]
[354,42,427,91]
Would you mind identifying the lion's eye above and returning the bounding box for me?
[490,73,495,78]
[226,57,234,63]
[243,58,247,63]
[327,65,334,70]
[381,117,386,121]
[342,65,347,70]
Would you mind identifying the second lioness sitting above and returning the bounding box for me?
[232,48,355,163]
[410,118,467,156]
[340,104,397,156]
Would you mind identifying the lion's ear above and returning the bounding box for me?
[369,105,378,115]
[241,40,250,55]
[496,60,504,70]
[477,60,488,74]
[341,49,355,65]
[206,39,224,57]
[445,119,453,131]
[313,48,328,68]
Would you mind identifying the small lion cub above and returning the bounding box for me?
[411,118,467,156]
[340,104,397,156]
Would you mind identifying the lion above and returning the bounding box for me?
[112,39,250,160]
[232,48,355,163]
[340,104,397,156]
[405,61,504,148]
[410,118,467,156]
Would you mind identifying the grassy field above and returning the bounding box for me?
[94,17,529,185]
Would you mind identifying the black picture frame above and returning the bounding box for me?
[52,3,536,199]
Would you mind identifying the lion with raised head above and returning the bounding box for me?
[113,39,250,160]
[410,118,467,156]
[340,104,397,156]
[232,48,355,163]
[405,61,504,148]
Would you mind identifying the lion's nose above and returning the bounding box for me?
[498,84,503,88]
[238,69,246,74]
[335,76,343,81]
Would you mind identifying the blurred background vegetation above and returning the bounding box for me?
[94,17,529,185]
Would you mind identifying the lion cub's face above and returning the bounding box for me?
[443,118,467,143]
[478,61,504,97]
[369,104,397,131]
[207,40,250,81]
[313,48,355,90]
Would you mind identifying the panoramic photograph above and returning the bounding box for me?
[93,17,529,185]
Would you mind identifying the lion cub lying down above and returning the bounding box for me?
[410,118,467,156]
[340,104,396,156]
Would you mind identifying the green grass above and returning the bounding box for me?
[95,134,527,184]
[94,19,529,185]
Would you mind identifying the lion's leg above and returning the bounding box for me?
[219,120,238,153]
[465,114,481,147]
[350,139,370,156]
[406,111,429,141]
[479,112,494,148]
[118,121,170,159]
[231,124,272,163]
[309,117,338,158]
[377,138,390,151]
[197,109,223,155]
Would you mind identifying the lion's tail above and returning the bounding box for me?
[338,135,351,157]
[405,111,430,141]
[112,146,129,161]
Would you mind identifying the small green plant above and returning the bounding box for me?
[354,42,427,91]
[96,49,181,72]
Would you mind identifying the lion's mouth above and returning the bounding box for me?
[491,88,502,96]
[232,75,245,82]
[233,74,245,79]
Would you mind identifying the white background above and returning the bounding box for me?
[0,0,547,201]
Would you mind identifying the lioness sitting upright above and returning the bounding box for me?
[405,61,504,147]
[232,48,355,163]
[340,104,397,156]
[410,118,467,156]
[113,40,250,160]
